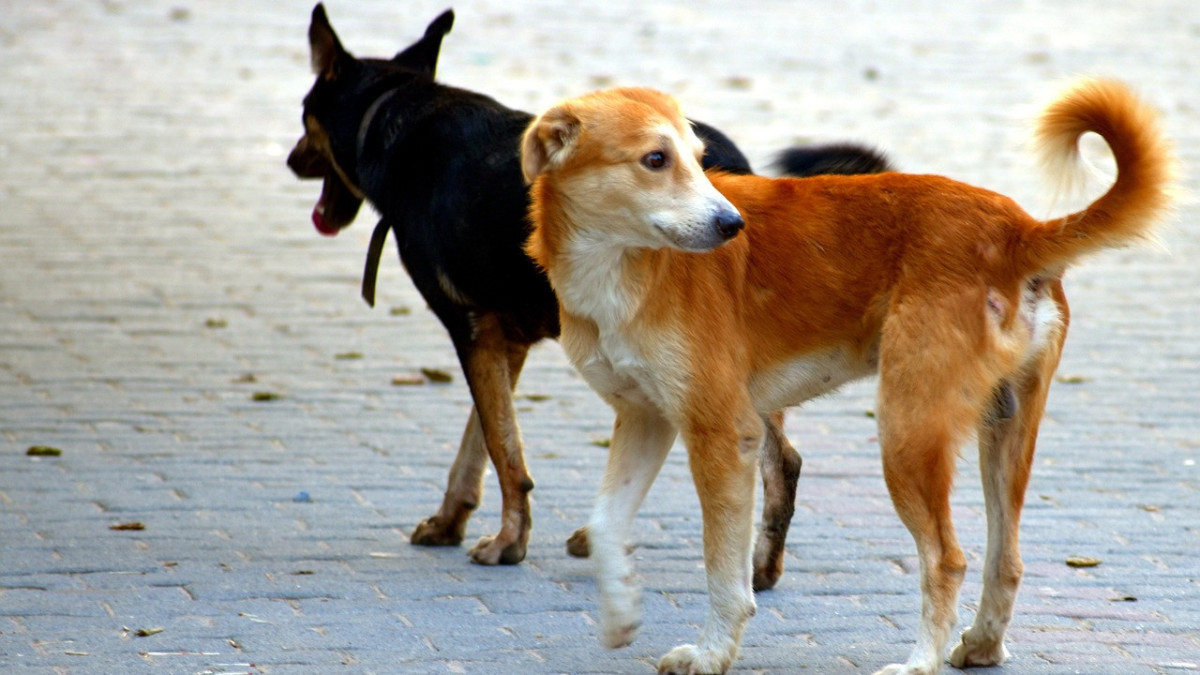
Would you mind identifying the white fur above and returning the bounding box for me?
[749,347,872,413]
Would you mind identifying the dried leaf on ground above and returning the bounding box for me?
[1055,374,1090,384]
[420,367,453,383]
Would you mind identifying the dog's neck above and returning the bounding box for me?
[356,88,401,159]
[552,233,659,329]
[353,77,440,197]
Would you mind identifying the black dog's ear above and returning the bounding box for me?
[309,3,348,80]
[392,9,455,77]
[521,105,581,184]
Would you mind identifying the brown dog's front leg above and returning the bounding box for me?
[567,411,800,581]
[658,408,760,675]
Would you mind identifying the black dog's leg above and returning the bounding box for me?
[411,408,487,547]
[452,314,535,565]
[411,314,533,561]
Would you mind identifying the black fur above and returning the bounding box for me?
[774,142,892,177]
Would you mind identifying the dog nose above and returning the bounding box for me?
[713,207,744,240]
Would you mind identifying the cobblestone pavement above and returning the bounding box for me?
[1,1,1197,673]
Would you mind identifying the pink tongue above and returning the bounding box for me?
[312,202,338,237]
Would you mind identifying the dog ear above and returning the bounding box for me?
[393,9,455,77]
[521,107,582,184]
[309,3,348,80]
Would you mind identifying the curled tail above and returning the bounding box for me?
[1023,78,1175,272]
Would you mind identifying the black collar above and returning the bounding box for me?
[360,218,391,307]
[355,88,400,159]
[356,87,401,308]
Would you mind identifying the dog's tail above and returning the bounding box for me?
[1022,78,1175,272]
[774,143,893,178]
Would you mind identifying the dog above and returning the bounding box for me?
[521,81,1173,674]
[286,4,891,573]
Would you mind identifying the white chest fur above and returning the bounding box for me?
[554,241,688,412]
[567,323,688,415]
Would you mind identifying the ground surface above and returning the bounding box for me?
[1,1,1197,673]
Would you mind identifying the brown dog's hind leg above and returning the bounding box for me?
[875,416,968,675]
[872,306,996,674]
[411,408,487,546]
[753,410,801,591]
[951,288,1068,668]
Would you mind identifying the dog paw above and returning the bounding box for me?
[467,534,526,565]
[948,630,1009,668]
[599,585,642,649]
[751,529,787,591]
[871,664,938,675]
[566,526,590,558]
[751,557,783,592]
[657,644,733,675]
[410,516,465,546]
[600,616,639,649]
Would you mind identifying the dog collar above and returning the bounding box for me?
[360,218,391,307]
[355,87,401,308]
[356,88,401,158]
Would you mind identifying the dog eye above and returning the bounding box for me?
[641,151,668,170]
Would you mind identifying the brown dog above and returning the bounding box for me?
[521,80,1174,674]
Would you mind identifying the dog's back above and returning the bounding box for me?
[362,83,558,328]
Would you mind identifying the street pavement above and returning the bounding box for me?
[1,1,1197,673]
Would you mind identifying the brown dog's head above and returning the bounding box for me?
[521,88,744,254]
[286,4,454,236]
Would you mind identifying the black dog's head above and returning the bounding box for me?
[287,4,455,236]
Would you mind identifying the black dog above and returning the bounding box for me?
[287,4,891,576]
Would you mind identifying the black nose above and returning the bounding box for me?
[714,208,744,240]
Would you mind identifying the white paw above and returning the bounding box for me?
[599,586,642,649]
[600,615,638,649]
[657,644,733,675]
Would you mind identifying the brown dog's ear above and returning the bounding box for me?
[521,106,581,184]
[309,4,347,80]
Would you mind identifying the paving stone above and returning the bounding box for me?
[1,1,1198,673]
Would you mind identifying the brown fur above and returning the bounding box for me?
[522,79,1174,674]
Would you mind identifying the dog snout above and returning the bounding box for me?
[713,206,745,240]
[287,137,329,178]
